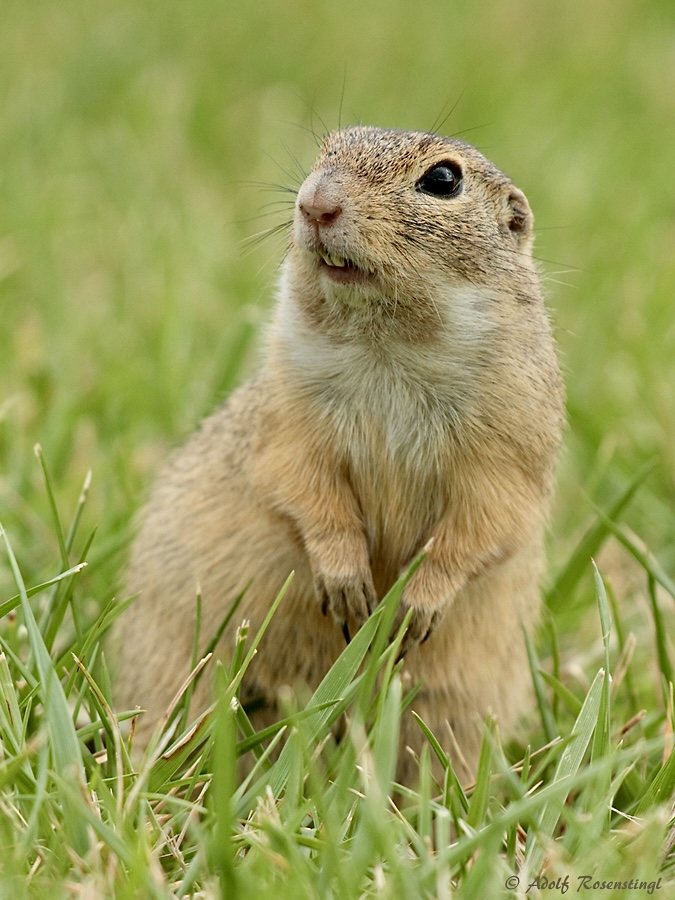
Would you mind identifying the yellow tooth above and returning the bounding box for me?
[319,249,346,267]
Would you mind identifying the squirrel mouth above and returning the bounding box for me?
[315,248,367,285]
[318,248,348,268]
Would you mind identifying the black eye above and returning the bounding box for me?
[416,161,463,198]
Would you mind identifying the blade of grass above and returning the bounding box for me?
[439,740,657,874]
[357,551,426,721]
[607,578,639,713]
[204,584,248,659]
[176,592,203,735]
[22,737,51,860]
[0,562,88,619]
[412,710,449,771]
[63,468,92,556]
[546,460,655,611]
[524,626,557,744]
[525,666,605,871]
[34,444,70,569]
[61,595,135,696]
[0,742,40,793]
[34,448,92,642]
[0,520,88,856]
[634,740,675,815]
[265,599,388,796]
[371,675,402,797]
[539,671,583,717]
[593,509,675,601]
[226,573,293,697]
[236,699,339,756]
[589,562,612,829]
[43,528,96,653]
[547,616,561,720]
[0,650,26,753]
[210,663,238,898]
[71,653,129,777]
[467,715,497,830]
[647,574,675,700]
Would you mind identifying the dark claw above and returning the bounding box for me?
[318,584,329,616]
[342,620,351,644]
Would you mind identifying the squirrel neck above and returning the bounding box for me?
[266,258,526,406]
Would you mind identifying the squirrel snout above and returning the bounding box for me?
[297,173,343,226]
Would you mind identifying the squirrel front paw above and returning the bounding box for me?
[392,600,442,657]
[315,571,378,643]
[391,560,456,656]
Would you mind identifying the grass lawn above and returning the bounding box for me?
[1,0,674,896]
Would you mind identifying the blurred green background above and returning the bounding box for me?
[1,0,674,603]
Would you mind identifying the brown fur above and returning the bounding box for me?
[113,126,565,784]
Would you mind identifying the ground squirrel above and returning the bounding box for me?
[114,126,565,784]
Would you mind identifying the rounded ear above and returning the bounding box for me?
[504,187,533,241]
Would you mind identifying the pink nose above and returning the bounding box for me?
[297,177,342,225]
[300,198,342,225]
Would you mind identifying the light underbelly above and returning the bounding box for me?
[350,453,447,595]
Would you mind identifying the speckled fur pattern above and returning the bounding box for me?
[113,126,565,784]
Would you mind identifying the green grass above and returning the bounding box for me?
[1,463,674,897]
[1,0,674,895]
